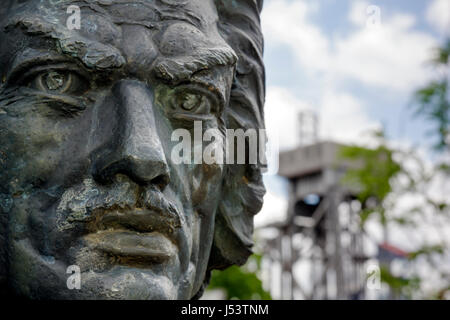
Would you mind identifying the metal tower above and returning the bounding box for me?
[259,141,372,300]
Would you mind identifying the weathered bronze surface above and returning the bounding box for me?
[0,0,265,299]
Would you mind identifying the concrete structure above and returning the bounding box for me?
[261,141,371,300]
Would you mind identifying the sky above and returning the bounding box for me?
[256,0,449,227]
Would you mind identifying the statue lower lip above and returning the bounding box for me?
[85,230,177,264]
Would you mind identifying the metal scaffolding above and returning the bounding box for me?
[259,141,372,300]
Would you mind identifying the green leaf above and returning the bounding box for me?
[207,254,272,300]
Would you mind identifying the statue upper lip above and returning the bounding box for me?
[84,208,182,263]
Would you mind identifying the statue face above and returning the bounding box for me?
[0,0,236,299]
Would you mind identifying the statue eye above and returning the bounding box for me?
[30,70,86,94]
[173,91,213,115]
[177,92,203,111]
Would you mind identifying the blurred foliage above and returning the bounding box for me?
[413,39,450,152]
[340,135,401,204]
[338,41,449,298]
[340,131,401,226]
[340,130,449,298]
[407,244,444,260]
[207,254,272,300]
[379,266,421,298]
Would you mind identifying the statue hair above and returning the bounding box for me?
[195,0,266,298]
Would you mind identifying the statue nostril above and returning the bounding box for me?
[151,174,170,191]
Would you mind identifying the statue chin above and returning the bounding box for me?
[8,230,195,299]
[68,268,180,300]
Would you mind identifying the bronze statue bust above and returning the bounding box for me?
[0,0,265,299]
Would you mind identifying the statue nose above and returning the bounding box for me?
[92,80,170,190]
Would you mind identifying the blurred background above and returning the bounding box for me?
[203,0,449,300]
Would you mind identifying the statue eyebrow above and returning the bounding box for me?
[152,48,237,103]
[153,47,237,82]
[5,49,81,84]
[5,15,126,71]
[152,47,237,99]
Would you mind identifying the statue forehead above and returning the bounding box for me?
[5,0,220,42]
[1,0,237,86]
[7,0,217,22]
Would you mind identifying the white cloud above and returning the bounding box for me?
[320,90,380,144]
[261,0,330,73]
[262,0,438,92]
[265,86,380,147]
[264,86,311,151]
[426,0,450,35]
[348,0,370,26]
[334,12,436,91]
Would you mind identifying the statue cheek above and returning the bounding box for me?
[190,162,223,209]
[0,116,52,192]
[0,113,91,193]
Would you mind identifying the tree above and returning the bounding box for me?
[206,254,272,300]
[413,39,450,152]
[339,39,450,299]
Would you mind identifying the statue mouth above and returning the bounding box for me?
[85,229,177,264]
[84,208,182,266]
